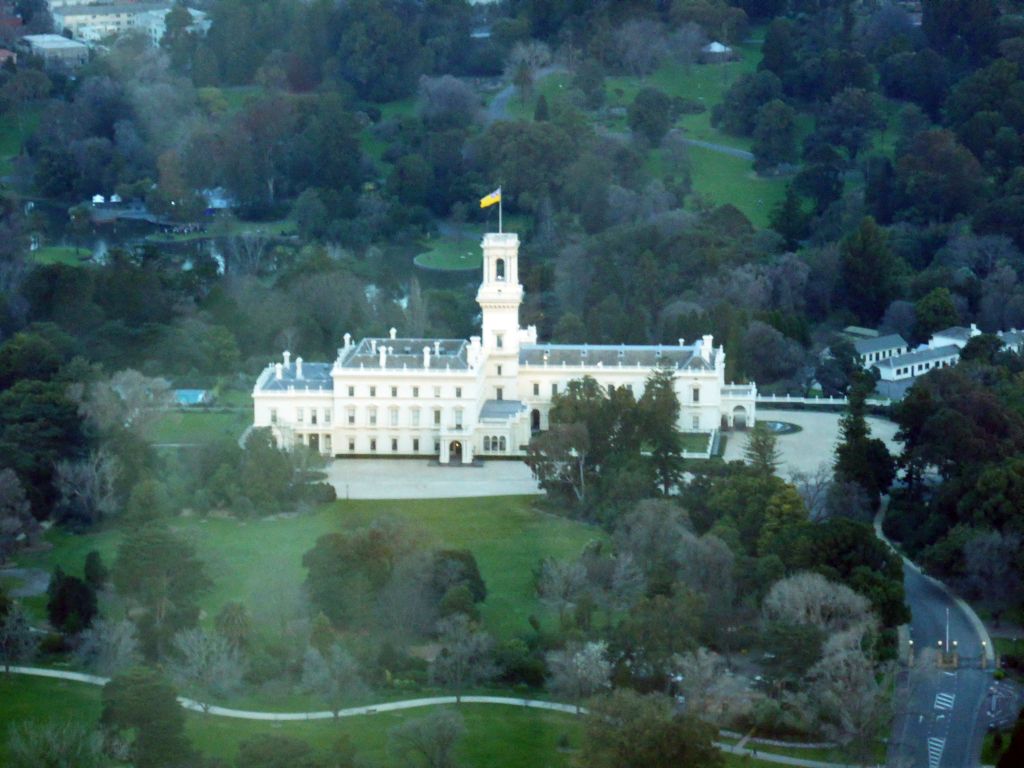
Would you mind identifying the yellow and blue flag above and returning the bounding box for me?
[480,188,501,208]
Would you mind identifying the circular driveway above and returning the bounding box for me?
[722,408,901,477]
[323,459,541,500]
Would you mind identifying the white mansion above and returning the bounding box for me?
[252,233,757,464]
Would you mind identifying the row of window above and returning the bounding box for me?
[864,348,906,363]
[340,384,463,399]
[274,406,464,429]
[894,358,954,377]
[525,381,700,402]
[482,436,507,452]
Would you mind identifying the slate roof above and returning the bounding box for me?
[853,334,907,356]
[479,400,526,420]
[998,329,1024,347]
[932,326,975,342]
[874,345,959,371]
[257,362,333,392]
[518,344,713,370]
[337,338,469,371]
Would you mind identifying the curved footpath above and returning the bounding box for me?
[7,665,859,768]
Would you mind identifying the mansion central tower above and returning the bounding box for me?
[252,233,757,463]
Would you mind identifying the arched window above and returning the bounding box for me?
[499,436,507,451]
[484,436,491,451]
[495,258,505,280]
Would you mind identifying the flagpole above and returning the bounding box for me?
[498,187,502,234]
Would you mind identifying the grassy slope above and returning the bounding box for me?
[0,675,579,767]
[0,105,40,176]
[16,496,603,644]
[0,676,803,768]
[28,245,91,266]
[142,409,251,444]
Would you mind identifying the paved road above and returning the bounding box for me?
[682,138,753,159]
[7,666,856,767]
[877,505,994,768]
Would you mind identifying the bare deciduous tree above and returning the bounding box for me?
[609,553,646,612]
[227,231,272,276]
[6,721,106,768]
[78,369,172,436]
[54,450,120,527]
[762,572,874,635]
[809,644,892,765]
[790,464,833,521]
[614,19,668,76]
[0,469,38,564]
[301,642,367,717]
[417,75,479,128]
[671,647,750,723]
[537,557,589,623]
[505,40,551,79]
[430,615,495,703]
[388,709,465,768]
[0,604,37,673]
[169,627,245,712]
[75,619,141,677]
[546,640,612,713]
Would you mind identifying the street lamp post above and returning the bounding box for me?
[908,639,914,667]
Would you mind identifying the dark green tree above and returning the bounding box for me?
[101,667,194,768]
[837,217,898,323]
[769,185,810,250]
[628,87,672,145]
[84,550,108,590]
[752,99,797,173]
[112,525,211,659]
[834,372,895,504]
[639,365,683,495]
[914,287,959,342]
[46,570,97,635]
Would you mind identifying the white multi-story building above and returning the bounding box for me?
[252,233,757,464]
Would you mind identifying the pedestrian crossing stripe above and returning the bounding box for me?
[927,737,946,768]
[934,692,956,710]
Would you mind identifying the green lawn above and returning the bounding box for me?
[0,675,580,768]
[16,496,604,646]
[28,245,91,266]
[0,676,799,768]
[415,233,483,270]
[415,215,530,271]
[142,409,250,445]
[681,144,786,227]
[0,105,41,176]
[680,432,711,452]
[994,637,1024,659]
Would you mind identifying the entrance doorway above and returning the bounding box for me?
[733,406,747,429]
[449,440,463,463]
[531,409,541,432]
[309,434,320,452]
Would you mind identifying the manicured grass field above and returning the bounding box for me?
[415,234,483,270]
[0,676,795,768]
[682,144,786,227]
[0,675,580,768]
[28,245,91,266]
[680,432,711,452]
[0,106,40,177]
[16,496,604,645]
[143,409,251,445]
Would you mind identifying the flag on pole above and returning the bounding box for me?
[480,188,501,208]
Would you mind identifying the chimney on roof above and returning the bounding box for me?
[389,327,397,340]
[296,357,303,379]
[433,340,441,355]
[701,334,713,362]
[423,346,431,368]
[283,350,291,367]
[370,339,377,354]
[678,338,685,346]
[274,363,283,380]
[343,332,352,349]
[379,346,387,369]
